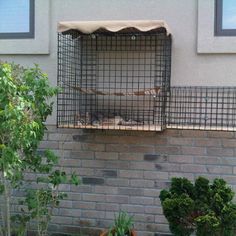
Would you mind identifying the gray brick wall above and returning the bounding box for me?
[38,126,236,236]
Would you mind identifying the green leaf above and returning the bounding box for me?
[70,172,80,186]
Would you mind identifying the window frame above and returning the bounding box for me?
[0,0,35,39]
[215,0,236,36]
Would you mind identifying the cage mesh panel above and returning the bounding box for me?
[57,32,81,127]
[166,87,236,131]
[57,31,171,131]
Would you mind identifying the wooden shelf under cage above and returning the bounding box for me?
[57,124,236,132]
[58,124,163,131]
[167,125,236,132]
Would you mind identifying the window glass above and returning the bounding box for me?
[0,0,34,39]
[222,0,236,29]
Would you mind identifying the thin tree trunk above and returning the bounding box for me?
[0,210,4,236]
[0,177,6,235]
[3,175,11,236]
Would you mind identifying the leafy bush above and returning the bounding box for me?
[0,62,79,236]
[159,177,236,236]
[108,211,134,236]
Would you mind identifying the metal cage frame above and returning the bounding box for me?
[57,29,172,131]
[57,29,236,132]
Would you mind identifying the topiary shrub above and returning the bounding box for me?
[159,177,236,236]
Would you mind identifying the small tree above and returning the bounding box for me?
[160,177,236,236]
[0,62,79,236]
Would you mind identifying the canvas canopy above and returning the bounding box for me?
[58,20,171,35]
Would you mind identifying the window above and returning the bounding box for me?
[215,0,236,36]
[198,0,236,53]
[0,0,49,54]
[0,0,34,39]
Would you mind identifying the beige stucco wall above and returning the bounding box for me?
[1,0,236,124]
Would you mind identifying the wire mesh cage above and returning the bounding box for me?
[167,87,236,131]
[57,28,171,131]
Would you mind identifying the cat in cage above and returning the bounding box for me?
[75,111,105,126]
[75,111,145,127]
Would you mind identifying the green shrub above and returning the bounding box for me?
[159,177,236,236]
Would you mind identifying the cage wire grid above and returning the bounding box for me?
[57,30,236,132]
[57,29,171,131]
[166,86,236,131]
